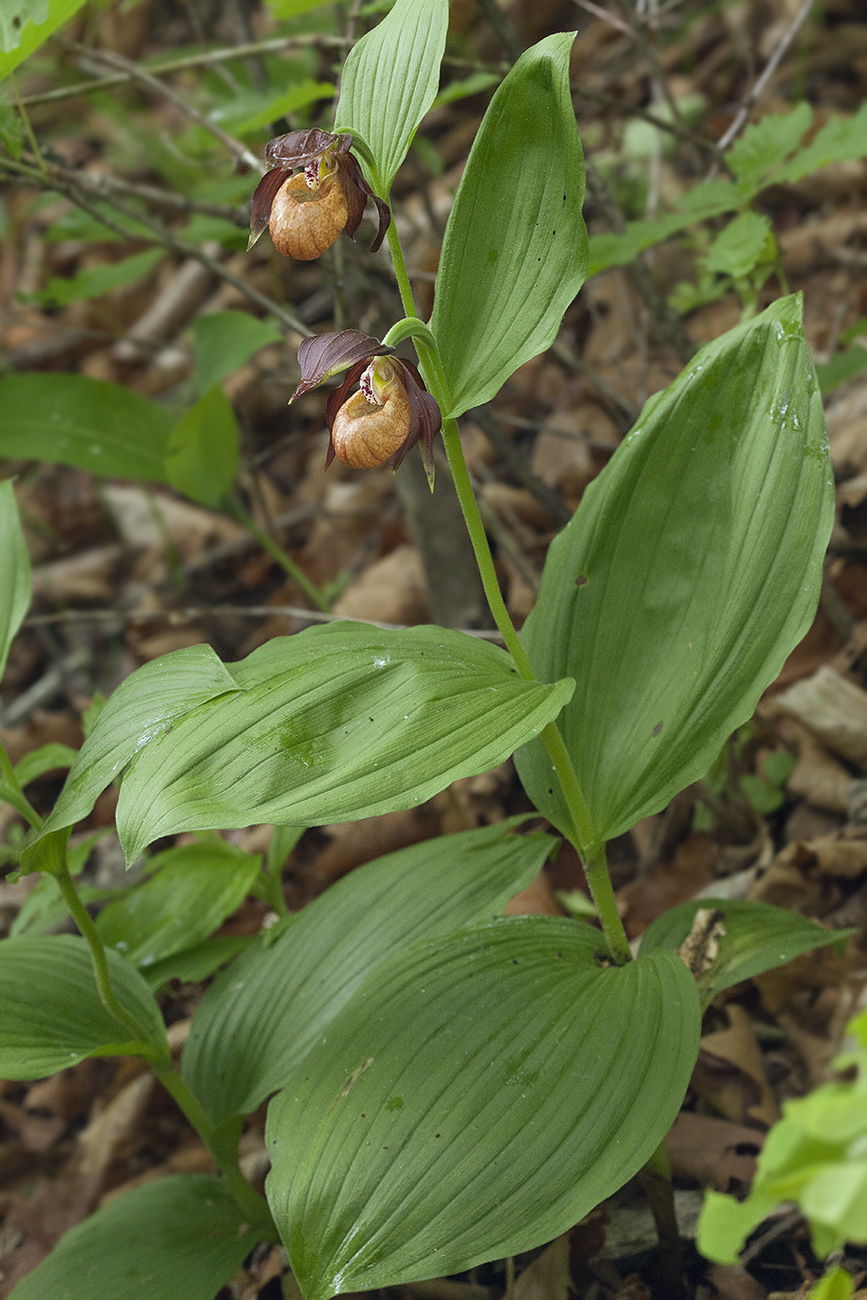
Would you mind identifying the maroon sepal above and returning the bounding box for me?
[398,358,442,477]
[265,129,353,168]
[291,332,392,403]
[248,167,291,249]
[338,151,391,252]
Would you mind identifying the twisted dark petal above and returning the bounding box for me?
[292,334,391,403]
[398,359,443,476]
[248,168,291,249]
[338,152,391,252]
[264,128,352,168]
[337,158,368,245]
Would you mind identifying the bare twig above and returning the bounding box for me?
[21,605,506,641]
[61,43,264,175]
[17,33,350,109]
[475,0,524,63]
[1,154,243,223]
[575,87,721,158]
[710,0,814,171]
[2,152,311,337]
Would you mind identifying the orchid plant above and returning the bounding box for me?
[0,3,848,1298]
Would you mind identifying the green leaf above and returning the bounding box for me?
[0,480,31,682]
[0,375,172,481]
[140,935,252,990]
[14,742,77,786]
[0,934,167,1078]
[11,830,108,937]
[727,102,813,195]
[22,644,240,874]
[334,0,449,193]
[266,917,701,1298]
[774,103,867,187]
[115,623,574,863]
[815,344,867,396]
[0,105,24,158]
[182,818,555,1120]
[266,0,335,14]
[7,1174,261,1300]
[212,81,335,136]
[432,71,501,109]
[698,1186,779,1266]
[165,386,240,507]
[431,35,588,419]
[0,0,48,50]
[514,295,834,850]
[33,248,163,308]
[0,0,84,76]
[807,1267,856,1300]
[193,310,282,395]
[802,1161,867,1247]
[705,211,772,279]
[639,898,855,1009]
[95,839,262,971]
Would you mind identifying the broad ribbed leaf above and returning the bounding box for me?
[95,840,262,971]
[334,0,449,193]
[7,1175,260,1300]
[193,310,282,395]
[430,34,588,418]
[0,935,167,1078]
[639,898,855,1009]
[22,643,239,874]
[183,819,555,1120]
[165,386,240,507]
[0,480,31,682]
[266,917,700,1299]
[0,374,171,481]
[515,295,834,851]
[116,623,574,863]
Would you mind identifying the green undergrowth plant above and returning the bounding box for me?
[590,98,867,326]
[699,1008,867,1300]
[0,3,855,1297]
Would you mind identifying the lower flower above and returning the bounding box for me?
[290,331,442,480]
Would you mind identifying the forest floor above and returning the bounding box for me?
[1,1,867,1297]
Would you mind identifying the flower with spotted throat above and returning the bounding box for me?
[248,129,391,261]
[291,331,441,480]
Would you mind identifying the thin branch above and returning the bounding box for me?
[710,0,814,171]
[575,86,721,158]
[17,33,350,109]
[22,604,506,641]
[0,154,244,223]
[60,42,264,174]
[475,0,524,63]
[2,152,311,337]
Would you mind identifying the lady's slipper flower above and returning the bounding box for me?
[291,330,441,478]
[248,129,390,260]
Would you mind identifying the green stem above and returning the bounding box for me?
[385,220,632,964]
[386,215,417,318]
[57,863,276,1231]
[580,840,632,965]
[153,1065,277,1233]
[55,867,157,1045]
[231,500,331,614]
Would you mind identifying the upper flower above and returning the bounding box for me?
[291,330,441,479]
[248,129,391,260]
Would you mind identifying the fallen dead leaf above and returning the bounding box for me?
[695,1005,779,1128]
[665,1112,762,1192]
[513,1232,572,1300]
[772,667,867,768]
